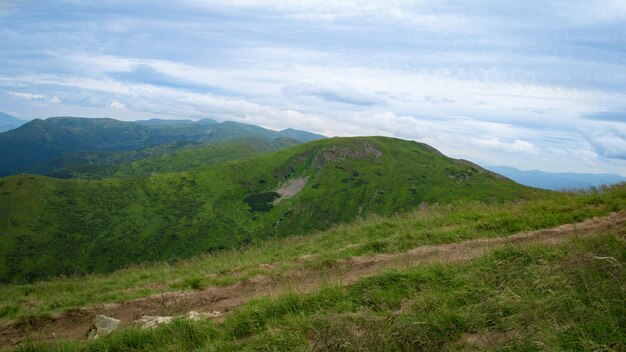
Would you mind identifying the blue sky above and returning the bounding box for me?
[1,0,625,175]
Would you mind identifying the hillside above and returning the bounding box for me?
[0,117,325,176]
[34,137,299,179]
[487,165,626,190]
[0,137,536,283]
[0,183,623,351]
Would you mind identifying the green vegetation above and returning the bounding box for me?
[0,183,622,322]
[15,231,626,351]
[0,137,537,283]
[0,117,323,176]
[43,137,298,179]
[243,192,281,211]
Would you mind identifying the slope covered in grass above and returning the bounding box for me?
[42,137,299,179]
[0,137,536,283]
[0,183,622,324]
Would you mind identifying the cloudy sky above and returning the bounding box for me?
[1,0,625,175]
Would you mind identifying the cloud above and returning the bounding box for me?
[109,100,126,109]
[585,129,626,160]
[106,64,232,95]
[583,110,626,123]
[6,91,61,103]
[282,82,384,106]
[7,91,46,100]
[472,138,539,154]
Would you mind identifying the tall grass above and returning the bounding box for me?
[18,231,625,351]
[0,183,623,323]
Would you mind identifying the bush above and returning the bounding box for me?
[243,192,280,212]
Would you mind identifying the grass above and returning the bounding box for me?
[0,182,623,323]
[16,229,625,351]
[0,136,538,283]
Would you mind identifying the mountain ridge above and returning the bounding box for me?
[0,116,325,176]
[0,136,536,283]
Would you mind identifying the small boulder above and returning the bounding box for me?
[86,315,121,339]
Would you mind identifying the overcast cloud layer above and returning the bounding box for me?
[1,0,625,175]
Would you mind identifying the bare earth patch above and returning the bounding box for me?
[273,176,308,203]
[1,211,624,348]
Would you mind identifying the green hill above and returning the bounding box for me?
[0,117,325,176]
[34,137,299,179]
[0,137,536,283]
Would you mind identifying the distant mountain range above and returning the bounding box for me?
[486,165,625,190]
[0,116,325,176]
[0,112,27,132]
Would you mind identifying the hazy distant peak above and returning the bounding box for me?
[486,165,625,190]
[0,112,27,132]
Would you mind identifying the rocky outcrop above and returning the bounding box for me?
[86,315,121,339]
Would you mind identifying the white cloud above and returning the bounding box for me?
[282,82,384,106]
[6,91,61,103]
[109,100,126,109]
[472,138,539,154]
[7,91,47,100]
[199,0,467,30]
[585,129,626,160]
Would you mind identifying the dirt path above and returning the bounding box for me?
[2,211,624,348]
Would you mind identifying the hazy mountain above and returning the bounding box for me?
[279,127,326,142]
[486,165,625,190]
[0,116,326,176]
[0,112,26,132]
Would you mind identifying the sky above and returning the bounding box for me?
[0,0,625,175]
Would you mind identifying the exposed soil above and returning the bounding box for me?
[1,211,624,349]
[274,176,309,203]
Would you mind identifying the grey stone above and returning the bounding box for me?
[86,315,121,339]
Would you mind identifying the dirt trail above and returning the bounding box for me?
[1,211,624,348]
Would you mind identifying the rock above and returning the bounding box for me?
[136,311,223,329]
[86,315,121,339]
[187,310,222,320]
[136,315,174,329]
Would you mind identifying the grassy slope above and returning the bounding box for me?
[5,184,626,351]
[43,137,299,179]
[0,137,536,283]
[0,183,623,322]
